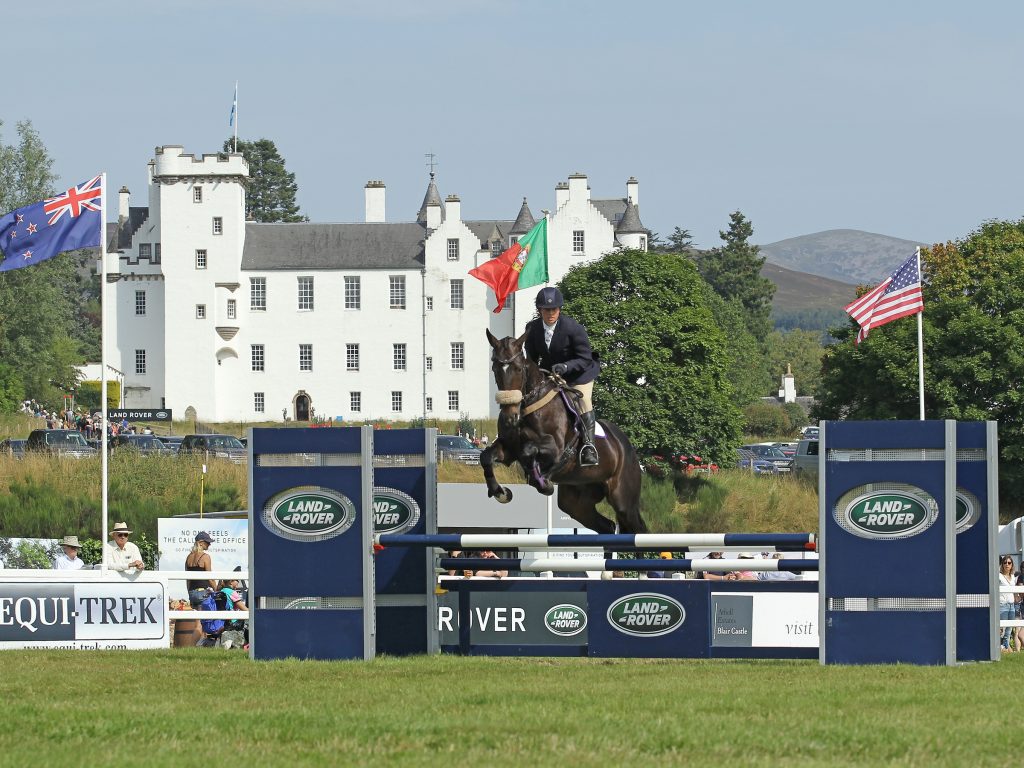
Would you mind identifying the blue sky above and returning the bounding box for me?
[6,1,1024,248]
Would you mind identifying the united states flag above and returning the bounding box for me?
[844,252,924,344]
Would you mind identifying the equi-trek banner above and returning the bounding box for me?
[0,581,167,649]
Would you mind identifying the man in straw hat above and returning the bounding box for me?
[105,522,145,572]
[53,535,84,570]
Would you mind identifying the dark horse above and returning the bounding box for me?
[480,329,647,535]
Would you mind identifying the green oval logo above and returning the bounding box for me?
[845,491,931,538]
[606,593,685,637]
[372,487,421,534]
[544,604,588,637]
[268,488,355,538]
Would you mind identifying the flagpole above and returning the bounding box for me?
[233,81,238,153]
[916,246,925,420]
[100,173,109,571]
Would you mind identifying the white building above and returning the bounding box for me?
[104,145,648,422]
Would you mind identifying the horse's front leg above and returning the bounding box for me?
[480,441,514,503]
[520,441,555,496]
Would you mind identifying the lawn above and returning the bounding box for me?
[0,650,1018,766]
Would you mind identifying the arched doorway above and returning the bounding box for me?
[294,391,310,422]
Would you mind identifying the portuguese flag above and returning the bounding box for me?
[469,218,548,313]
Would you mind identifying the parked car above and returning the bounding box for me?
[793,438,820,481]
[800,426,820,440]
[109,434,175,456]
[741,444,793,472]
[736,448,778,475]
[771,441,797,458]
[436,435,482,464]
[159,435,184,453]
[178,434,246,463]
[0,438,26,459]
[25,429,98,459]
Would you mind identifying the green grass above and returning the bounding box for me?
[0,650,1019,766]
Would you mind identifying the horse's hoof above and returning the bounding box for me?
[538,483,555,497]
[496,487,513,504]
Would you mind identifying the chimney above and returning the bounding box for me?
[626,176,639,207]
[555,182,569,210]
[568,172,589,202]
[444,194,461,223]
[364,180,386,223]
[118,186,130,226]
[426,200,442,230]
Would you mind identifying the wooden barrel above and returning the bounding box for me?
[172,619,203,648]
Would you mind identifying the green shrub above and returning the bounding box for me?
[743,402,791,437]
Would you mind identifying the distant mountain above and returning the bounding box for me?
[759,229,926,285]
[763,261,856,313]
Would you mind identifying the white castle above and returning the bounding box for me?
[104,146,648,422]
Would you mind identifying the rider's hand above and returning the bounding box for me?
[552,363,568,376]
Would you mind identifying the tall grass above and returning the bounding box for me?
[0,453,244,539]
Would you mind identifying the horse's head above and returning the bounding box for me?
[486,329,534,429]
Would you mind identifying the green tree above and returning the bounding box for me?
[698,210,775,340]
[814,219,1024,510]
[706,293,772,404]
[649,226,695,254]
[765,329,825,396]
[558,249,743,463]
[0,120,84,409]
[223,138,306,223]
[743,401,791,437]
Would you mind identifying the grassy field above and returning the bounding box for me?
[0,650,1018,766]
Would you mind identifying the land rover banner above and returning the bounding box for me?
[0,581,167,649]
[106,409,173,422]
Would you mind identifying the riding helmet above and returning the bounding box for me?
[535,286,564,309]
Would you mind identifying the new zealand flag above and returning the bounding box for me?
[0,175,102,272]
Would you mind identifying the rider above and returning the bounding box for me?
[524,286,600,467]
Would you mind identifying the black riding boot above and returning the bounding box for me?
[579,410,599,467]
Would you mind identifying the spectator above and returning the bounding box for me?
[53,535,84,570]
[1016,564,1024,652]
[186,531,216,607]
[648,551,673,579]
[725,552,758,581]
[480,434,489,447]
[217,574,248,649]
[473,549,507,579]
[446,550,465,577]
[695,551,728,581]
[104,521,145,572]
[756,552,801,581]
[999,556,1016,651]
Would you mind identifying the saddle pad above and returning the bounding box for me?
[595,421,606,439]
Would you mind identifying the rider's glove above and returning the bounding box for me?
[552,363,568,376]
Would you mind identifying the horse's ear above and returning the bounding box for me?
[515,331,528,350]
[486,329,499,349]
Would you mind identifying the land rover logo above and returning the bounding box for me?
[544,604,588,637]
[845,490,931,538]
[155,411,168,419]
[956,495,970,527]
[267,488,355,538]
[606,593,685,637]
[372,487,421,534]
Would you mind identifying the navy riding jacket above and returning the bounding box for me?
[524,315,600,385]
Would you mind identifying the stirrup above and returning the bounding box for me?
[579,442,599,467]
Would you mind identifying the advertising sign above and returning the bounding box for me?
[438,590,588,646]
[157,519,248,573]
[0,580,166,649]
[107,409,172,422]
[711,592,817,648]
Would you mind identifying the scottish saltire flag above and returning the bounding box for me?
[845,252,923,344]
[0,176,103,272]
[229,84,237,127]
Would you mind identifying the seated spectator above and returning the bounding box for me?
[473,549,507,579]
[53,535,84,570]
[725,552,758,581]
[446,550,466,577]
[756,552,801,581]
[695,551,728,581]
[104,521,144,572]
